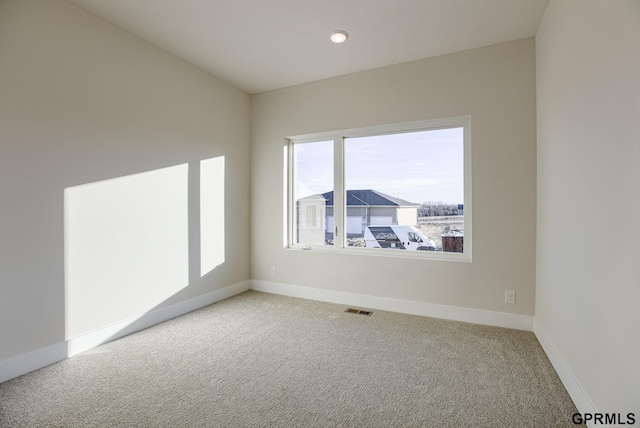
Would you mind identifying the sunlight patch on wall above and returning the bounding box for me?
[64,164,189,339]
[200,156,225,276]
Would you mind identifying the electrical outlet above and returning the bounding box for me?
[270,266,276,277]
[505,290,516,304]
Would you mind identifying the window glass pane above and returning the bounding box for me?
[345,128,464,253]
[293,140,333,246]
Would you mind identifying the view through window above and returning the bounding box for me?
[289,119,468,257]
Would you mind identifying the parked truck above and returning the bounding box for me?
[364,225,437,251]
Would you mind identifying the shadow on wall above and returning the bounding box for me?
[63,157,225,356]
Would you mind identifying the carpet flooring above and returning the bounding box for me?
[0,290,578,427]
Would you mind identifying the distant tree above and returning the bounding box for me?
[418,202,459,217]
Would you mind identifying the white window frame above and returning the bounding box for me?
[286,116,472,262]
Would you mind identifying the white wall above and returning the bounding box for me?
[251,39,537,316]
[0,0,250,362]
[536,0,640,414]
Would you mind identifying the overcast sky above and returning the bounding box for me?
[294,127,464,205]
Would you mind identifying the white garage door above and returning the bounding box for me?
[326,216,334,232]
[347,216,364,234]
[370,216,393,225]
[327,216,365,234]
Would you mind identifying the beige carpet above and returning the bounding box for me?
[0,290,577,427]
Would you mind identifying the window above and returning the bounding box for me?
[287,117,471,260]
[408,232,422,243]
[291,139,333,246]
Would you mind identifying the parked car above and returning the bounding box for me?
[364,225,437,251]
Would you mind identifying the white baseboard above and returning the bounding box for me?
[533,318,596,420]
[0,342,68,384]
[250,280,533,331]
[67,280,250,357]
[0,281,250,384]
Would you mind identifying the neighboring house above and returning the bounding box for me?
[320,190,419,237]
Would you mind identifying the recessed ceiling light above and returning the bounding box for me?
[330,30,349,44]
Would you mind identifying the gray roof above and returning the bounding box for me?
[320,190,418,207]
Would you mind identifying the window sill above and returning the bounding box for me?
[285,245,471,262]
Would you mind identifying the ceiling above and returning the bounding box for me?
[67,0,550,94]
